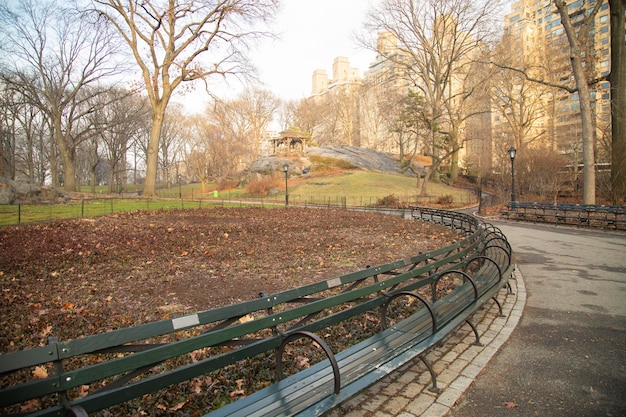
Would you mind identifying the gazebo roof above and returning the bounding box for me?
[279,129,309,139]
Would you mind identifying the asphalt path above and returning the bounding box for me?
[447,220,626,417]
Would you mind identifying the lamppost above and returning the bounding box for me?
[508,146,517,202]
[283,164,289,206]
[178,174,182,199]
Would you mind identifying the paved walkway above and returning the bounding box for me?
[335,220,626,417]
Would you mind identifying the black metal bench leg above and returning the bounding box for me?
[491,296,505,317]
[465,319,483,346]
[65,406,89,417]
[506,281,515,294]
[418,354,441,394]
[276,330,341,394]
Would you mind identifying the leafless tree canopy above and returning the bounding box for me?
[0,0,125,191]
[360,0,503,194]
[92,0,279,197]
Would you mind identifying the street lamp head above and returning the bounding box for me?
[508,146,517,161]
[283,163,289,173]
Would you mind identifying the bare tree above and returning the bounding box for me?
[489,33,553,153]
[12,97,51,185]
[553,0,604,204]
[159,105,188,187]
[207,98,256,175]
[0,0,122,191]
[609,0,625,203]
[0,83,19,180]
[362,0,503,194]
[240,88,280,157]
[289,99,325,140]
[186,114,231,188]
[87,89,150,193]
[93,0,278,197]
[358,82,387,151]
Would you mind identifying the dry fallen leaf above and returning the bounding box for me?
[229,389,245,399]
[238,314,254,324]
[78,385,90,398]
[40,325,53,338]
[20,399,39,412]
[33,366,48,379]
[170,401,186,411]
[235,379,244,390]
[502,401,518,409]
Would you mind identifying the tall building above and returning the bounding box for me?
[308,57,363,146]
[499,0,613,160]
[311,56,361,97]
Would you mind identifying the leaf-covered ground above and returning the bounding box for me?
[0,207,458,414]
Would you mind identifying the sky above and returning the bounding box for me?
[249,0,376,101]
[179,0,377,109]
[179,0,514,109]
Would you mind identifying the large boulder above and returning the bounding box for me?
[248,146,404,178]
[0,180,16,205]
[247,156,311,176]
[304,145,403,174]
[0,177,67,204]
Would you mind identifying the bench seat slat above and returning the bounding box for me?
[206,271,509,417]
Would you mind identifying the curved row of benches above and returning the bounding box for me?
[0,208,515,417]
[501,201,626,229]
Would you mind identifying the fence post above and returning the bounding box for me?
[81,199,85,218]
[18,203,21,225]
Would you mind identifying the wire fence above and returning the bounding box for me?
[0,191,479,227]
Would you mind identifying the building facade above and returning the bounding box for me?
[499,0,613,161]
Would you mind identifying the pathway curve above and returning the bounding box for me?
[337,219,626,417]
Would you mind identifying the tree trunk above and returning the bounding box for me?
[58,143,77,192]
[554,0,596,204]
[450,149,459,181]
[577,72,596,204]
[49,134,59,188]
[142,105,166,198]
[420,167,432,197]
[609,0,626,203]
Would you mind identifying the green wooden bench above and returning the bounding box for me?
[0,208,514,417]
[502,201,626,229]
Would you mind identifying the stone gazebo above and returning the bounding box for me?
[271,129,310,156]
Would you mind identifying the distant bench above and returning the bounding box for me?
[501,201,626,230]
[0,208,514,417]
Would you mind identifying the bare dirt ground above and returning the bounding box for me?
[0,207,458,352]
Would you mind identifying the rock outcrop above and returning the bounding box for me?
[0,177,67,205]
[248,146,404,177]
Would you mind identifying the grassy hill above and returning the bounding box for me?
[287,170,472,206]
[173,169,476,207]
[2,170,476,226]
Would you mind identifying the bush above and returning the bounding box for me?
[245,175,282,196]
[217,178,238,191]
[377,194,400,208]
[435,195,454,206]
[309,155,356,171]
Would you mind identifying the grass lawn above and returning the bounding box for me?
[1,170,477,226]
[287,171,469,206]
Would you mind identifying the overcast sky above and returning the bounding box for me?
[179,0,513,110]
[249,0,376,101]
